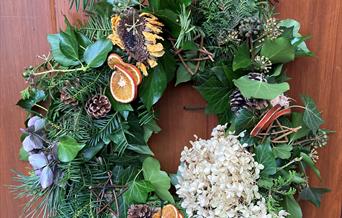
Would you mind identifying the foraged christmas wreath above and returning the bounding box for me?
[14,0,330,217]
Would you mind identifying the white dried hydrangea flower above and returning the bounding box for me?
[270,94,290,108]
[176,125,288,218]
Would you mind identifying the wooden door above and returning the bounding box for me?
[0,0,341,217]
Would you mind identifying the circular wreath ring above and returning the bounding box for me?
[14,1,330,218]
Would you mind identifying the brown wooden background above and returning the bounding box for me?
[0,0,341,217]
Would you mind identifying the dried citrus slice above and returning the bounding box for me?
[107,53,124,69]
[178,212,184,218]
[124,63,142,85]
[160,204,179,218]
[110,64,137,103]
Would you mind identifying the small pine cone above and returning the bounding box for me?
[85,95,111,119]
[127,204,154,218]
[230,89,248,112]
[247,72,267,82]
[60,88,78,106]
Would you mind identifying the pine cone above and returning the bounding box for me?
[85,95,111,119]
[127,204,154,218]
[230,89,249,112]
[239,17,263,38]
[247,72,267,82]
[60,80,79,106]
[60,88,78,106]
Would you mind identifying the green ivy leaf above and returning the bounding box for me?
[47,34,80,66]
[300,152,321,178]
[231,109,258,133]
[139,66,168,110]
[233,43,252,71]
[57,136,86,162]
[19,147,29,161]
[301,96,324,133]
[17,89,46,110]
[233,76,289,99]
[272,144,293,159]
[270,64,283,77]
[261,37,295,64]
[290,112,310,142]
[124,180,154,204]
[154,9,180,37]
[59,31,80,61]
[142,157,174,203]
[299,187,330,207]
[196,75,231,114]
[175,64,193,86]
[255,140,277,176]
[149,0,160,11]
[84,39,113,68]
[281,195,303,218]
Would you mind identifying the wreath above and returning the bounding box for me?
[13,0,330,217]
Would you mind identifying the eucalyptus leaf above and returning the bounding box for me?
[40,166,54,189]
[233,43,252,71]
[255,140,277,176]
[82,143,105,161]
[301,96,323,133]
[299,187,330,207]
[142,157,174,203]
[57,136,86,162]
[281,195,302,218]
[261,37,295,64]
[233,76,289,99]
[84,39,113,68]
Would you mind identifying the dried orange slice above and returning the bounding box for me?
[110,64,137,103]
[160,204,179,218]
[107,53,124,69]
[124,63,142,85]
[178,212,184,218]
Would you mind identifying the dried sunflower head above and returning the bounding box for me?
[108,8,165,76]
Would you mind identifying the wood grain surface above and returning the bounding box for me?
[0,0,341,217]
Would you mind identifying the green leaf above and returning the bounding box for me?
[290,112,310,142]
[231,109,258,133]
[19,147,29,161]
[196,74,231,114]
[84,39,113,68]
[301,96,324,133]
[270,64,283,77]
[261,37,295,64]
[175,64,192,86]
[233,76,290,99]
[59,31,79,61]
[17,89,46,110]
[281,195,303,218]
[154,9,180,37]
[124,180,154,204]
[142,157,174,203]
[255,140,277,176]
[139,65,168,110]
[47,34,80,66]
[299,187,330,207]
[57,136,86,162]
[272,144,293,159]
[149,0,160,11]
[233,43,252,71]
[82,143,105,161]
[159,50,176,82]
[300,152,320,178]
